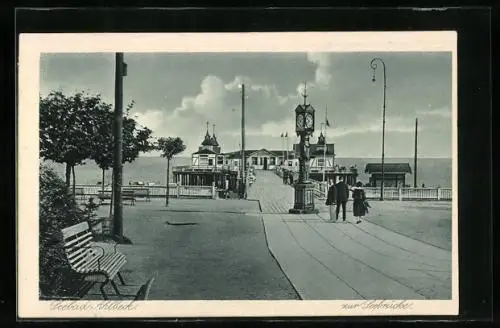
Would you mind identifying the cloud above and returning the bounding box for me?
[306,52,333,89]
[417,107,451,118]
[328,116,415,138]
[135,73,303,153]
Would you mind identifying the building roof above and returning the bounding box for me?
[192,148,217,155]
[224,149,295,159]
[292,143,335,156]
[211,135,219,147]
[201,130,214,146]
[365,163,412,174]
[317,132,326,145]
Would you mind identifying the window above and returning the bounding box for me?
[317,158,325,167]
[270,157,276,165]
[217,156,224,165]
[259,157,263,165]
[252,157,258,165]
[208,159,214,166]
[199,157,208,166]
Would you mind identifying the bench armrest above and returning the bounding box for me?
[92,241,120,254]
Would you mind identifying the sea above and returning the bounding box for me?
[42,157,452,188]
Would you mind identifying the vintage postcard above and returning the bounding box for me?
[18,31,458,318]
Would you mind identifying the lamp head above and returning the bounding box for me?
[371,70,376,82]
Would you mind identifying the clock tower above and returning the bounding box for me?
[289,83,319,214]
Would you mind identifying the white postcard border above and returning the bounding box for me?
[17,31,458,318]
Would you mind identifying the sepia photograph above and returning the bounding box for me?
[18,32,458,318]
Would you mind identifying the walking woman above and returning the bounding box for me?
[352,181,367,224]
[325,179,337,221]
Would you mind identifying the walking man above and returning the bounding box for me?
[335,176,349,222]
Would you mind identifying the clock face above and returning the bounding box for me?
[305,113,314,129]
[296,114,304,130]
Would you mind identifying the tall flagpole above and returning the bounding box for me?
[281,133,284,165]
[285,132,289,163]
[322,105,328,182]
[414,118,418,188]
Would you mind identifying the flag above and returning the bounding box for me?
[325,119,330,127]
[285,132,288,137]
[280,133,283,138]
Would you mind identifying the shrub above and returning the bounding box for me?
[39,164,96,297]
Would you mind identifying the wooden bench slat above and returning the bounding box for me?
[65,233,93,250]
[72,251,101,271]
[67,246,92,264]
[78,253,126,275]
[61,222,90,239]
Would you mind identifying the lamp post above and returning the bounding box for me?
[370,57,387,201]
[239,83,246,199]
[289,83,318,214]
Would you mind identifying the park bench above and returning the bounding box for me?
[59,221,128,300]
[75,187,86,200]
[123,187,150,202]
[98,190,136,206]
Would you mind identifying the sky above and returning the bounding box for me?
[39,51,452,158]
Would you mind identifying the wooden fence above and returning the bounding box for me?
[75,184,216,200]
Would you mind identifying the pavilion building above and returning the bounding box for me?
[172,124,238,191]
[364,163,412,188]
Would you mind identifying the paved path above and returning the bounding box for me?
[248,170,452,300]
[85,199,299,300]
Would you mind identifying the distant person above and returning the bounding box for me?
[422,183,425,188]
[283,170,288,184]
[289,173,294,185]
[225,178,230,199]
[325,179,337,221]
[352,181,367,224]
[335,176,349,222]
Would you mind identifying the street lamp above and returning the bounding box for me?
[370,57,387,201]
[289,83,318,214]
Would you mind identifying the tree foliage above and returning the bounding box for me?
[91,102,155,171]
[40,91,155,193]
[40,91,110,190]
[157,137,186,160]
[39,164,97,297]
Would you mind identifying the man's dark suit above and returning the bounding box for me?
[335,180,349,220]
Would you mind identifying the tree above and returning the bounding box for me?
[156,137,186,206]
[40,91,109,195]
[91,101,154,193]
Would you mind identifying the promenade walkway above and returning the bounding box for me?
[247,170,452,300]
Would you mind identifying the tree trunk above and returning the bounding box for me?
[101,168,106,193]
[65,163,71,194]
[72,165,76,198]
[165,158,170,207]
[109,173,114,219]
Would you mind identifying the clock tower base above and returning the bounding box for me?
[289,182,319,214]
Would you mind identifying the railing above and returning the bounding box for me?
[311,180,328,199]
[173,165,235,172]
[363,187,452,201]
[75,184,216,200]
[278,171,452,201]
